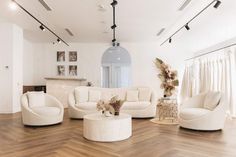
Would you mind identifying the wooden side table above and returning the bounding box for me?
[157,98,178,123]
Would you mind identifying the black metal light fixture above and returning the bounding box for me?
[11,0,69,46]
[111,0,118,6]
[39,24,45,31]
[214,0,221,8]
[161,0,222,46]
[111,24,117,29]
[185,23,190,30]
[57,38,61,43]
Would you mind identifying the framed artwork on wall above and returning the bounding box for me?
[57,51,65,62]
[69,51,77,62]
[69,65,77,76]
[57,65,65,76]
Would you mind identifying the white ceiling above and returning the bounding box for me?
[0,0,236,51]
[0,0,201,43]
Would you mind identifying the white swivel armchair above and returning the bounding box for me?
[21,92,64,126]
[179,92,227,131]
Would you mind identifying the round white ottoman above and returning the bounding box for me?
[83,113,132,142]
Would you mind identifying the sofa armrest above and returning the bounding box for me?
[68,91,76,107]
[150,91,157,106]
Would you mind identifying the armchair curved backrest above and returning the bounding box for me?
[21,93,64,126]
[179,92,227,131]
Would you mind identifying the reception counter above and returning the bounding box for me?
[45,77,87,107]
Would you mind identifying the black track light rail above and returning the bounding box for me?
[12,0,69,46]
[160,0,221,46]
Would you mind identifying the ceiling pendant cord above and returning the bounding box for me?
[111,0,118,46]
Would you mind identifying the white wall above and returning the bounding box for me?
[12,25,23,113]
[23,41,189,98]
[0,23,23,113]
[0,23,13,113]
[23,39,34,85]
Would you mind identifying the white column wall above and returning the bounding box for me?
[0,23,23,113]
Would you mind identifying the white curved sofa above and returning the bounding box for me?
[68,87,157,119]
[21,92,64,126]
[179,92,227,131]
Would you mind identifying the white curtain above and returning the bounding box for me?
[180,47,236,116]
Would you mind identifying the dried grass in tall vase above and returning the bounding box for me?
[109,96,124,116]
[154,58,179,97]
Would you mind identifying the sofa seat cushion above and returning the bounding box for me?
[122,102,151,110]
[75,102,97,110]
[31,106,60,116]
[179,108,210,120]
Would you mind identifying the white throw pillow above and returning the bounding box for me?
[75,88,89,103]
[203,91,221,110]
[89,90,101,102]
[27,91,45,108]
[126,90,139,102]
[138,88,151,101]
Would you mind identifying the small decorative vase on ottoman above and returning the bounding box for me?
[96,96,124,117]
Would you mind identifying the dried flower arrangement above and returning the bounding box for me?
[96,95,124,116]
[97,100,114,116]
[154,58,179,97]
[109,96,125,116]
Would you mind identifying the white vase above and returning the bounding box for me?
[104,111,113,117]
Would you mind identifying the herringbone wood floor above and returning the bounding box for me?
[0,110,236,157]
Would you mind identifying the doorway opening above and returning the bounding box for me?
[101,46,131,88]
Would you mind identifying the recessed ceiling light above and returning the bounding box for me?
[98,4,106,12]
[65,28,74,36]
[178,0,191,11]
[38,0,52,11]
[9,1,17,10]
[156,28,165,36]
[117,57,121,60]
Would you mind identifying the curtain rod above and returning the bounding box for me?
[185,43,236,61]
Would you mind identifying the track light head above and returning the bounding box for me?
[57,38,61,43]
[214,0,221,9]
[111,24,117,29]
[185,24,190,30]
[39,25,45,31]
[112,38,116,42]
[111,0,118,7]
[169,38,172,43]
[116,43,120,47]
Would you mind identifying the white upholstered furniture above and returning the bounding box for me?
[21,92,64,126]
[179,92,227,131]
[83,113,132,142]
[68,87,157,119]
